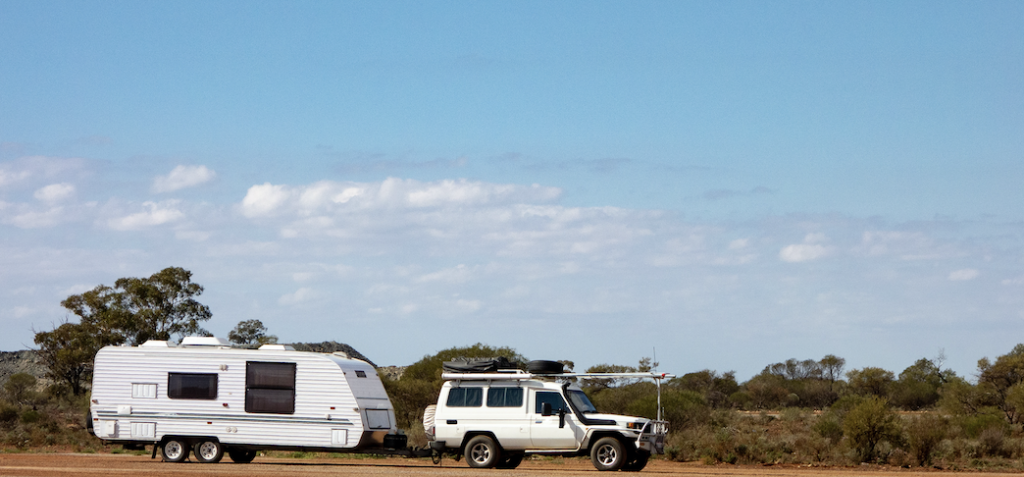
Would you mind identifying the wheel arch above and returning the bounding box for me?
[459,431,503,454]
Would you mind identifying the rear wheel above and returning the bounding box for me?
[465,435,501,468]
[623,450,650,471]
[590,437,626,471]
[227,448,257,463]
[161,438,189,463]
[193,440,224,463]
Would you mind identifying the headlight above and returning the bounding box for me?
[626,422,645,430]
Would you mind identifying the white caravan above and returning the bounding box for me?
[425,360,673,472]
[89,337,403,463]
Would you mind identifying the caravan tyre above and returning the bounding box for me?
[227,448,257,463]
[465,435,501,468]
[527,360,564,374]
[193,440,224,463]
[161,438,189,463]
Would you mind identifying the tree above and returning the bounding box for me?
[820,354,845,392]
[847,367,895,398]
[33,320,118,395]
[672,370,739,408]
[35,267,212,395]
[3,373,37,405]
[110,267,212,344]
[891,357,955,410]
[842,396,904,462]
[228,319,278,346]
[59,267,212,345]
[977,344,1024,423]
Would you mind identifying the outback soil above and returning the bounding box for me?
[1,454,1021,477]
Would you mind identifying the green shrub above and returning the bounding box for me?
[842,396,904,462]
[978,427,1008,458]
[0,403,19,426]
[959,408,1007,439]
[906,413,947,466]
[20,409,42,424]
[626,388,708,431]
[812,414,843,442]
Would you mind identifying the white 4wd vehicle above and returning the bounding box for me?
[425,360,672,471]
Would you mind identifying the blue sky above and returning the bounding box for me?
[1,1,1022,380]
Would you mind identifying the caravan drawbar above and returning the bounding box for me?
[89,337,410,463]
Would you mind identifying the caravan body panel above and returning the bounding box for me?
[90,343,395,451]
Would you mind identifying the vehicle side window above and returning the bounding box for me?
[446,387,483,407]
[168,373,217,400]
[245,361,296,414]
[487,387,523,407]
[535,391,567,413]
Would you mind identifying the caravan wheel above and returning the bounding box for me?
[227,448,257,463]
[161,438,189,462]
[193,440,224,463]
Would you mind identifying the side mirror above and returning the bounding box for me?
[558,407,566,428]
[541,402,553,416]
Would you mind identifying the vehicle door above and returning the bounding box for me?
[529,390,580,450]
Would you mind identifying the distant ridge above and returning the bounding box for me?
[288,341,376,367]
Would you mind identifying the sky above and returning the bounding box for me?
[1,1,1022,381]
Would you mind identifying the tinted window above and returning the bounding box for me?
[168,373,217,400]
[246,362,296,414]
[535,391,567,414]
[487,387,524,407]
[446,387,483,407]
[245,388,295,414]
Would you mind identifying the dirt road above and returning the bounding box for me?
[0,454,1019,477]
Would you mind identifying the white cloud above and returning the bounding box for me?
[780,244,829,262]
[948,269,980,281]
[175,230,210,242]
[729,238,750,250]
[779,234,832,263]
[454,299,482,312]
[12,306,34,318]
[1002,276,1024,286]
[34,183,75,202]
[241,182,291,217]
[239,178,561,219]
[0,168,31,187]
[152,165,216,193]
[107,201,185,230]
[279,287,316,305]
[416,264,473,283]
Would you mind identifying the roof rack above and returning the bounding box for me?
[441,371,675,381]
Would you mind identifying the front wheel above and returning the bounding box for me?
[590,437,626,471]
[161,438,189,463]
[465,435,502,468]
[193,439,224,463]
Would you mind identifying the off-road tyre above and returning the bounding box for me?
[527,360,564,374]
[590,437,626,471]
[227,448,257,463]
[161,438,189,463]
[623,450,650,471]
[496,452,524,469]
[465,435,502,468]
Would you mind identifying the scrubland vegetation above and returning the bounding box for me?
[9,267,1024,470]
[384,344,1024,470]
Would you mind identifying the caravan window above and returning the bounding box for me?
[168,373,217,400]
[245,362,296,414]
[446,387,482,407]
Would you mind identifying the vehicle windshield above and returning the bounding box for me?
[568,390,598,413]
